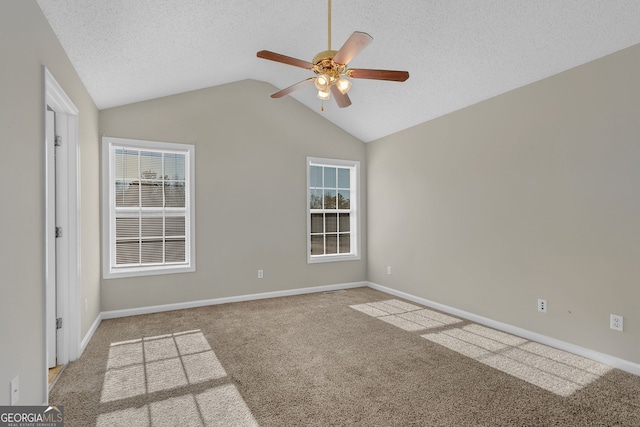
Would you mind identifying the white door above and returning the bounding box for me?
[45,108,57,368]
[46,108,69,368]
[54,110,66,367]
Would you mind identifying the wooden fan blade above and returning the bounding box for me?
[257,50,314,69]
[332,31,373,65]
[330,85,352,108]
[347,68,410,82]
[271,78,315,98]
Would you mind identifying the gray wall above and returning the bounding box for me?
[367,44,640,364]
[0,1,100,405]
[99,80,367,311]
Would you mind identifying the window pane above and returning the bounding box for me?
[310,189,323,209]
[115,149,138,181]
[325,213,337,233]
[324,189,336,209]
[339,213,350,232]
[324,167,336,188]
[326,234,338,254]
[141,182,163,207]
[165,153,185,181]
[165,216,185,237]
[339,234,351,253]
[311,235,324,255]
[140,151,163,180]
[165,181,185,207]
[338,168,350,189]
[116,217,139,239]
[165,239,186,263]
[141,240,163,264]
[338,190,350,209]
[311,213,323,234]
[310,166,322,188]
[115,181,139,207]
[116,241,139,265]
[141,217,163,237]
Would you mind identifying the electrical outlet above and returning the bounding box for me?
[386,266,392,275]
[537,298,547,313]
[610,314,623,331]
[257,270,263,279]
[10,375,19,405]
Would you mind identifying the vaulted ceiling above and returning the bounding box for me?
[37,0,640,142]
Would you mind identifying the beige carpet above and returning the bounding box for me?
[51,287,640,426]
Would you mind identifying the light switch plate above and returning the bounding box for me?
[10,375,19,405]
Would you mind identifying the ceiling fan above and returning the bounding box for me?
[256,0,409,109]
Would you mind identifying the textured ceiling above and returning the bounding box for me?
[37,0,640,142]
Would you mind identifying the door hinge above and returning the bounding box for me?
[54,135,62,146]
[56,318,62,330]
[55,227,63,238]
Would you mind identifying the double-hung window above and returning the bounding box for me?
[102,137,195,278]
[307,157,360,263]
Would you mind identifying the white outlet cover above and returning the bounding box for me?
[610,314,623,331]
[537,299,547,313]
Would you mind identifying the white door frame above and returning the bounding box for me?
[44,67,81,400]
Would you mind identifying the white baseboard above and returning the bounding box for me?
[101,281,366,320]
[79,313,102,357]
[367,281,640,377]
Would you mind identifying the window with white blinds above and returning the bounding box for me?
[102,137,195,278]
[307,157,360,263]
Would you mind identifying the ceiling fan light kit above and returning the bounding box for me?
[256,0,409,109]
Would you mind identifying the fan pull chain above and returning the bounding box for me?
[328,0,331,51]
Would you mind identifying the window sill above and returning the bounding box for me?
[307,254,361,264]
[103,264,195,280]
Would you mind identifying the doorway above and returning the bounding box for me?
[44,67,80,401]
[45,107,64,387]
[45,107,58,371]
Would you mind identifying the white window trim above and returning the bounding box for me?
[307,157,361,264]
[102,136,196,279]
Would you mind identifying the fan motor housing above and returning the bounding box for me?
[312,49,337,65]
[312,50,346,78]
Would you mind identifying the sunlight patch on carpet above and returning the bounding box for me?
[100,330,227,403]
[96,405,149,427]
[98,330,258,425]
[106,340,143,369]
[146,357,188,393]
[196,384,259,426]
[378,314,426,331]
[96,384,258,427]
[422,324,613,397]
[101,364,146,402]
[350,300,613,397]
[349,299,463,331]
[183,351,227,383]
[149,394,202,425]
